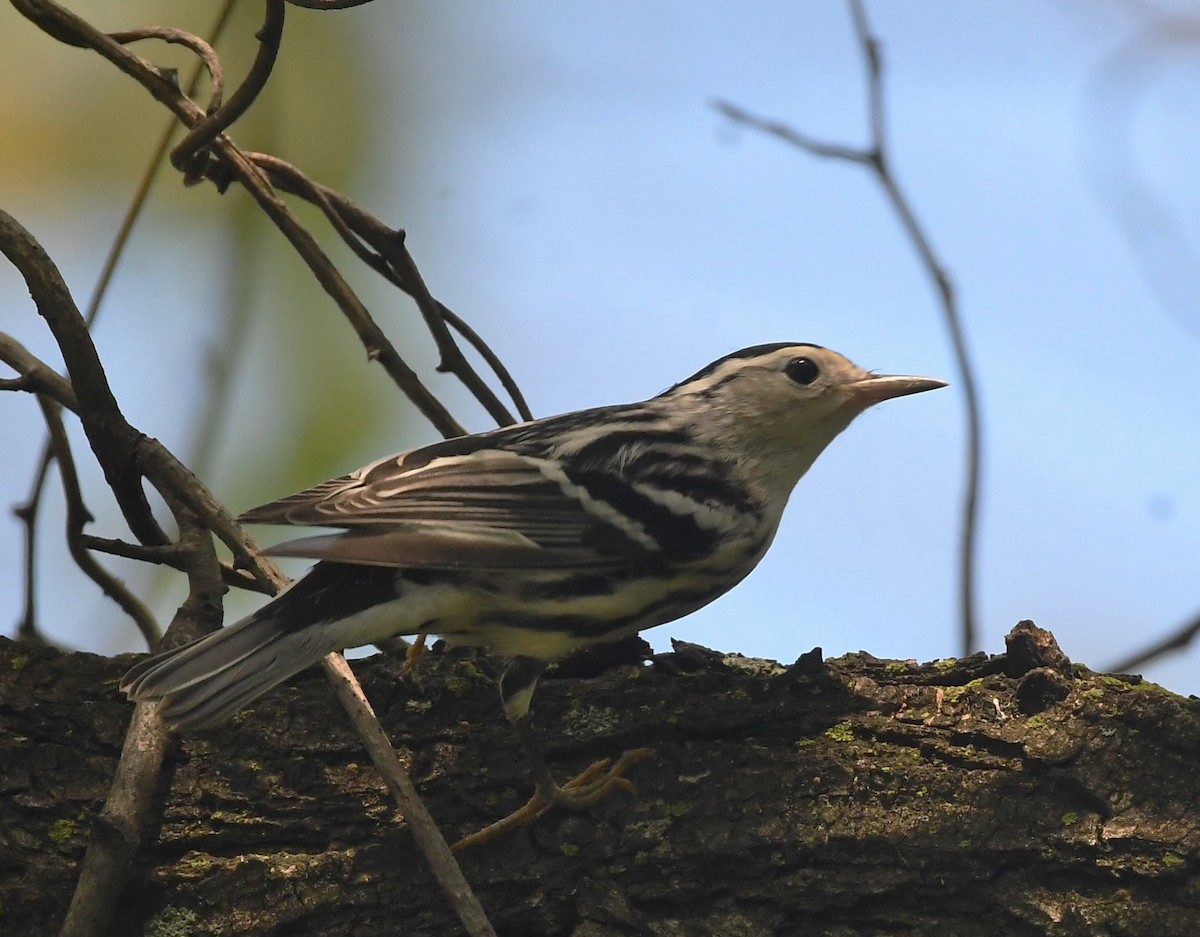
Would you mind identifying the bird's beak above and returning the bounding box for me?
[846,373,947,405]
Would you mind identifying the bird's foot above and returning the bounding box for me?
[400,630,428,676]
[451,747,654,851]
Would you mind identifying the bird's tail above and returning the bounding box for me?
[122,562,409,731]
[120,609,329,732]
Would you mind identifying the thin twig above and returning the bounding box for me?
[248,152,532,424]
[11,455,52,643]
[81,534,272,594]
[438,304,534,423]
[7,5,503,932]
[169,0,283,183]
[60,505,226,937]
[10,1,462,432]
[321,654,499,937]
[109,25,225,114]
[0,333,79,416]
[715,0,984,655]
[1109,609,1200,675]
[4,338,76,645]
[7,3,237,648]
[37,395,162,646]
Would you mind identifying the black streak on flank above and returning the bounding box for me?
[566,470,719,561]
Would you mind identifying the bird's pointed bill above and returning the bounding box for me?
[846,373,947,405]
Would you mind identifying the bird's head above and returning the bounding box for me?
[661,342,946,497]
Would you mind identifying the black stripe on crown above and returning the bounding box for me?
[657,342,824,397]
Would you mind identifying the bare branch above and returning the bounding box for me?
[37,394,162,647]
[712,100,872,165]
[320,653,499,937]
[81,534,273,594]
[1109,609,1200,675]
[0,210,169,547]
[715,0,984,656]
[438,304,534,424]
[7,5,508,931]
[248,152,532,425]
[285,0,377,9]
[3,331,75,644]
[108,25,225,115]
[15,0,531,435]
[12,0,467,437]
[0,332,78,409]
[60,505,224,937]
[10,450,53,644]
[0,248,284,596]
[168,1,283,183]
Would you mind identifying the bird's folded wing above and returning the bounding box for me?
[238,448,657,570]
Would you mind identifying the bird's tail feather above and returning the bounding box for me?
[120,611,329,732]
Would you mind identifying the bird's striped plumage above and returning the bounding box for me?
[122,343,944,733]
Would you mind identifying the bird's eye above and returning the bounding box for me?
[785,357,820,386]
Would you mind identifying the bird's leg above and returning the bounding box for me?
[451,656,653,851]
[401,629,428,676]
[373,630,429,676]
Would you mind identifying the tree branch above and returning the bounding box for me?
[4,623,1198,936]
[0,211,169,548]
[59,505,223,937]
[36,395,161,647]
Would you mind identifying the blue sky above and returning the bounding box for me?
[2,2,1198,693]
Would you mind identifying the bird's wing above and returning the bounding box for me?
[238,437,661,571]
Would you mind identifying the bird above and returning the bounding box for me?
[121,342,945,841]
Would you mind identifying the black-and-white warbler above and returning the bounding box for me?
[122,342,943,834]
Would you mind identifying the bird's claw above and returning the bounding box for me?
[452,747,655,851]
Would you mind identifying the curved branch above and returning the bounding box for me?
[0,332,78,409]
[1,308,283,597]
[108,25,225,115]
[0,213,168,547]
[37,395,161,647]
[248,152,531,425]
[9,3,238,648]
[285,0,377,9]
[59,503,224,937]
[14,0,531,435]
[438,304,534,423]
[12,0,465,438]
[169,0,284,182]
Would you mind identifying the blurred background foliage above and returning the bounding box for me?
[0,1,417,643]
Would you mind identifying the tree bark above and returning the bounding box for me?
[2,622,1198,937]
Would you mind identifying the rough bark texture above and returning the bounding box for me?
[2,622,1198,937]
